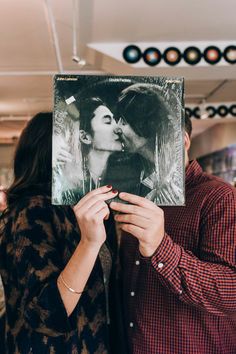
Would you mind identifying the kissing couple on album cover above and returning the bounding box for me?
[52,75,185,206]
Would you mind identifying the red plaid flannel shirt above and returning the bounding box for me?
[120,160,236,354]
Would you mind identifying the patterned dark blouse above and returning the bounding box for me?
[0,195,111,354]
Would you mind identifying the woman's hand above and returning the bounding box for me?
[110,192,165,257]
[73,185,118,248]
[59,185,118,316]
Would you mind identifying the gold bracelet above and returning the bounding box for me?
[59,273,84,295]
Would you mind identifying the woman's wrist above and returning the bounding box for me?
[79,238,103,252]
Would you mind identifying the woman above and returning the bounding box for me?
[0,112,119,353]
[60,97,123,205]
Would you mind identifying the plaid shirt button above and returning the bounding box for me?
[131,291,135,296]
[157,262,164,269]
[129,322,134,328]
[179,289,183,295]
[135,260,140,265]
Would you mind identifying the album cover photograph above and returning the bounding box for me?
[52,75,185,206]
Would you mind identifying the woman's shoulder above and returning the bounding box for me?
[18,194,51,208]
[11,195,73,230]
[0,197,77,249]
[12,195,53,222]
[14,194,71,213]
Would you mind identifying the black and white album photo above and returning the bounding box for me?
[52,75,185,206]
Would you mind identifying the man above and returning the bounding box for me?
[110,115,236,354]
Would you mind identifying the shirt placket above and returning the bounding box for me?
[127,247,140,332]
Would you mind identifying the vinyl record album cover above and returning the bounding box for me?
[52,75,185,206]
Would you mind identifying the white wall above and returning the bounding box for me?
[0,145,15,167]
[190,122,236,159]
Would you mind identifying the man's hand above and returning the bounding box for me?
[110,192,165,257]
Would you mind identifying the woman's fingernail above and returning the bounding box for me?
[107,185,112,188]
[112,189,118,194]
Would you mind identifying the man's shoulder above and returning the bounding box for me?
[195,171,236,210]
[200,171,235,195]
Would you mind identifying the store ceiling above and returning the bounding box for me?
[0,0,235,141]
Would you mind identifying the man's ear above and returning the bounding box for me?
[184,131,191,152]
[79,130,92,145]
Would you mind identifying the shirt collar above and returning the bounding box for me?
[185,160,203,187]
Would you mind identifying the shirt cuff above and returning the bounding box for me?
[150,233,181,278]
[25,278,78,335]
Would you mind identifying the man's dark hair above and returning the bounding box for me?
[7,112,52,209]
[185,112,192,137]
[117,83,171,139]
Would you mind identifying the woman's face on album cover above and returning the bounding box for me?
[90,105,123,152]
